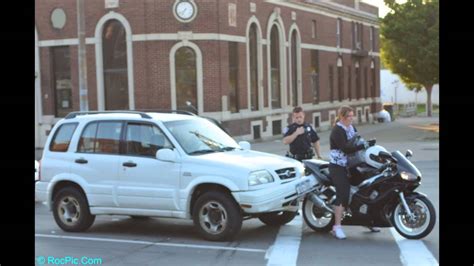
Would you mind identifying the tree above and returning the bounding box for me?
[381,0,439,116]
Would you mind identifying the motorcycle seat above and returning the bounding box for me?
[303,159,332,185]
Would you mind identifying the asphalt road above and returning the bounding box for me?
[35,116,439,266]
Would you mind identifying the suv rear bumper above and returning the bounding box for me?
[35,181,50,209]
[232,177,305,213]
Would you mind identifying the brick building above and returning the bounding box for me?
[35,0,381,148]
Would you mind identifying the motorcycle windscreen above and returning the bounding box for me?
[392,151,422,177]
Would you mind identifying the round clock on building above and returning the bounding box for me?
[173,0,198,23]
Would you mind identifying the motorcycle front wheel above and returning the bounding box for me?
[302,196,334,232]
[391,194,436,239]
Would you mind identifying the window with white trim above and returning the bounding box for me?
[228,42,240,113]
[311,50,319,104]
[51,46,73,117]
[102,19,129,110]
[290,30,298,107]
[364,67,369,99]
[370,26,374,51]
[371,61,377,97]
[347,65,352,100]
[337,59,344,102]
[175,47,197,112]
[312,20,317,39]
[270,25,281,109]
[337,18,342,48]
[249,23,259,111]
[329,65,334,103]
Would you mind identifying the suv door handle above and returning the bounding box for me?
[75,158,88,164]
[122,162,137,168]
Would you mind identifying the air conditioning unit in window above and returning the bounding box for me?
[352,41,368,57]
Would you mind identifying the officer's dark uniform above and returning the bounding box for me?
[283,122,320,161]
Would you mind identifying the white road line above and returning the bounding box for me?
[389,228,439,266]
[265,213,303,266]
[35,234,266,253]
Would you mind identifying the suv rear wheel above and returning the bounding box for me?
[52,187,95,232]
[192,191,242,241]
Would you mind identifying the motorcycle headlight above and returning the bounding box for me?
[400,171,418,181]
[248,170,274,186]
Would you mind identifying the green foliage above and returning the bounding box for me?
[381,0,439,90]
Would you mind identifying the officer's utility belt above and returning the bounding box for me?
[286,150,315,160]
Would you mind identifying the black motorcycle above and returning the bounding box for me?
[299,141,436,239]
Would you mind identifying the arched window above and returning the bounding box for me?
[249,23,259,111]
[102,19,129,110]
[175,47,197,111]
[290,30,298,107]
[270,25,281,109]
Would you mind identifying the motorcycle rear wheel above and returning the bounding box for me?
[302,197,334,232]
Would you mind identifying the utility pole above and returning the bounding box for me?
[77,0,89,111]
[392,79,399,115]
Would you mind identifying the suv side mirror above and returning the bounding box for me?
[405,150,413,159]
[238,141,251,150]
[156,148,178,163]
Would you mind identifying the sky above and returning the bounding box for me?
[361,0,407,17]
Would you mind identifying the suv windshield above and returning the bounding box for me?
[163,119,240,155]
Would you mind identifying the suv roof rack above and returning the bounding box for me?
[135,109,196,116]
[65,111,152,119]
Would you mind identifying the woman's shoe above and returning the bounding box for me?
[331,225,347,239]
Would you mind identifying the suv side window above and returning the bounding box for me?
[78,122,98,153]
[49,123,78,152]
[125,122,174,157]
[77,121,122,154]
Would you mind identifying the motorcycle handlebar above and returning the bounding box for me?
[380,161,392,171]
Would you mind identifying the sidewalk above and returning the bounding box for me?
[250,115,439,158]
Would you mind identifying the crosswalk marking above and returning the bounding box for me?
[390,228,438,266]
[35,234,267,253]
[266,213,303,266]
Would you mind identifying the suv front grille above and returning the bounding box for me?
[275,167,296,180]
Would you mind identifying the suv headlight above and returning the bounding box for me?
[248,170,274,186]
[298,165,305,177]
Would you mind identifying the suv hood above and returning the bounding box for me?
[191,149,302,173]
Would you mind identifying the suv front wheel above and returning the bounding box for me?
[52,187,95,232]
[192,191,242,241]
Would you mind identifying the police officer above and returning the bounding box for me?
[283,106,322,161]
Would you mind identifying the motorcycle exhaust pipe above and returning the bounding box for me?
[308,193,334,213]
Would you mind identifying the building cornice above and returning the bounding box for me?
[265,0,380,27]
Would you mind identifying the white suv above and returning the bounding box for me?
[36,111,312,241]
